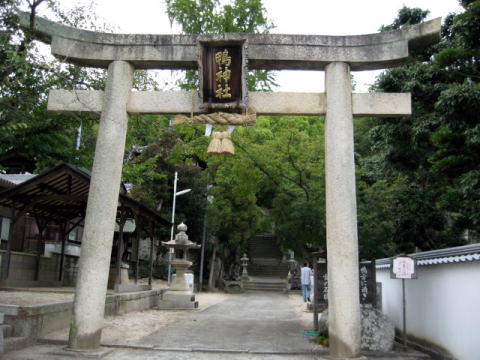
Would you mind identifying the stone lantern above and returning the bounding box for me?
[158,222,201,309]
[240,253,249,280]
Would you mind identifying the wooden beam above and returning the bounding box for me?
[14,194,86,203]
[65,217,85,236]
[48,90,411,117]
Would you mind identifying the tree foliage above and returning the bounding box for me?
[0,0,106,171]
[165,0,276,91]
[4,0,479,284]
[361,2,480,252]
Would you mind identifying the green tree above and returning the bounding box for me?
[0,1,163,173]
[165,0,276,91]
[232,116,326,257]
[360,2,480,252]
[0,0,106,172]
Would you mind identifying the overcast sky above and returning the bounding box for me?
[38,0,464,92]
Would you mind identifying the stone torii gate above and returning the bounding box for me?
[20,13,440,358]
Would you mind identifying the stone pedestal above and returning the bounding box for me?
[158,259,198,309]
[158,224,201,310]
[241,266,249,280]
[169,259,191,291]
[108,263,131,289]
[157,291,198,310]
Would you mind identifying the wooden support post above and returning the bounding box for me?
[148,221,154,287]
[34,216,48,281]
[134,215,142,284]
[2,209,20,280]
[115,205,127,290]
[58,222,67,282]
[58,217,84,283]
[313,257,319,332]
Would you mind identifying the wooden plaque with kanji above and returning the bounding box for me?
[198,40,247,110]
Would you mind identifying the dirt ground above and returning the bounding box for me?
[0,279,168,306]
[0,290,75,306]
[12,279,231,344]
[105,292,232,343]
[42,291,231,344]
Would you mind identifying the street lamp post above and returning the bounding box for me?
[167,171,191,284]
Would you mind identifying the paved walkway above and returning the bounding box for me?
[4,291,323,360]
[3,291,428,360]
[137,291,317,353]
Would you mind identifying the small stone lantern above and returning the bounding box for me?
[240,253,249,280]
[158,222,201,309]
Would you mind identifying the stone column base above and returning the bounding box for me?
[50,346,114,358]
[157,290,198,310]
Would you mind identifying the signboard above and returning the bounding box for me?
[359,261,377,304]
[199,40,247,109]
[315,260,377,305]
[390,256,417,279]
[390,255,418,349]
[316,262,328,306]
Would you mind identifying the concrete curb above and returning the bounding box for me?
[38,338,429,359]
[38,338,327,355]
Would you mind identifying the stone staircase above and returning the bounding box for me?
[243,276,287,292]
[0,313,29,355]
[243,234,288,292]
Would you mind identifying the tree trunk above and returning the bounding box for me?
[208,243,217,290]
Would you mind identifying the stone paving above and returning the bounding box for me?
[3,291,428,360]
[3,291,324,360]
[137,291,318,353]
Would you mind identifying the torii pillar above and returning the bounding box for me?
[325,61,361,356]
[68,60,133,349]
[21,13,440,357]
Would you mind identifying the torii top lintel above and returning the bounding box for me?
[19,12,440,71]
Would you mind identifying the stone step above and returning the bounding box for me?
[248,263,289,277]
[246,234,287,292]
[243,276,287,292]
[244,287,285,292]
[247,243,279,249]
[244,281,286,287]
[1,324,13,338]
[247,235,283,259]
[248,270,288,277]
[4,336,30,353]
[250,257,283,265]
[244,284,285,289]
[249,263,287,270]
[244,283,286,291]
[249,268,287,272]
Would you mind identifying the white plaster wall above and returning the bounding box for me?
[44,242,81,257]
[377,262,480,360]
[0,217,11,240]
